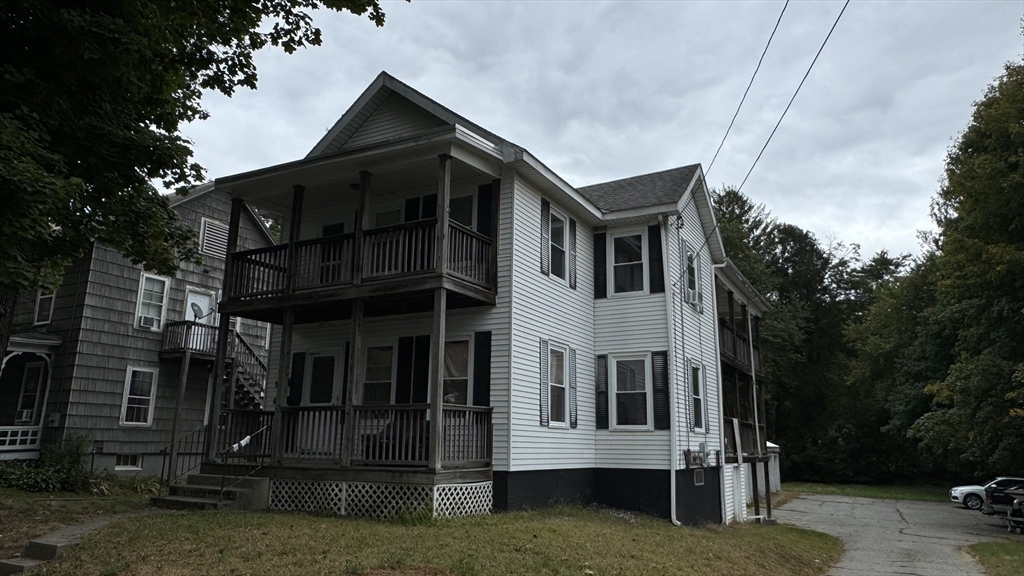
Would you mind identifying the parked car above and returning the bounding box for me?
[980,477,1024,515]
[950,477,1024,510]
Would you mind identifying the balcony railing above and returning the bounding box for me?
[719,319,762,374]
[163,321,219,356]
[227,221,493,301]
[249,403,492,469]
[724,418,767,462]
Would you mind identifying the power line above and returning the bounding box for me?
[705,0,790,179]
[737,0,850,194]
[697,0,851,254]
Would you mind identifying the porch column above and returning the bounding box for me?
[284,184,305,294]
[435,154,451,275]
[353,172,371,286]
[341,298,363,467]
[206,197,244,462]
[747,310,762,457]
[427,287,447,471]
[751,458,762,517]
[763,459,773,519]
[270,308,294,461]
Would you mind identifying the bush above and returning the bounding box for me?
[0,433,91,493]
[0,461,63,492]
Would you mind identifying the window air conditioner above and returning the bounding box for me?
[139,315,157,329]
[16,409,33,422]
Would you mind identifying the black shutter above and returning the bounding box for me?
[596,355,608,429]
[594,232,607,299]
[473,331,492,406]
[341,342,350,405]
[652,350,670,430]
[395,336,415,404]
[569,219,577,290]
[404,197,421,223]
[412,335,431,403]
[540,199,550,275]
[539,338,549,425]
[422,194,437,219]
[477,184,492,238]
[287,352,305,407]
[569,348,578,428]
[648,224,665,294]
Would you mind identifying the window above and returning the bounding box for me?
[136,274,168,331]
[692,364,705,431]
[550,211,567,281]
[449,195,474,229]
[307,354,336,405]
[611,355,650,428]
[612,232,645,294]
[684,242,702,309]
[115,454,142,470]
[121,367,158,426]
[322,222,345,237]
[548,344,567,425]
[200,218,230,258]
[443,340,470,404]
[374,208,402,228]
[16,362,44,423]
[35,289,55,325]
[363,346,394,403]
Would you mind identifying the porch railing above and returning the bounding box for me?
[362,219,436,281]
[293,234,356,290]
[447,222,492,288]
[277,405,345,460]
[159,424,207,487]
[162,321,219,356]
[719,319,750,368]
[217,409,274,464]
[441,405,492,465]
[230,244,288,299]
[352,404,430,466]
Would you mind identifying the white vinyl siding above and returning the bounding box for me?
[34,289,55,325]
[200,217,230,258]
[340,92,448,151]
[135,273,169,331]
[120,367,158,426]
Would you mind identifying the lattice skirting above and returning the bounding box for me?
[269,479,491,519]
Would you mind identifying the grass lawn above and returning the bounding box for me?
[782,482,949,503]
[0,488,148,560]
[970,542,1024,576]
[43,506,843,576]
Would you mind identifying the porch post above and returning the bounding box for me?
[435,154,451,275]
[167,341,192,483]
[341,298,362,467]
[353,172,371,286]
[206,197,244,462]
[285,185,305,294]
[751,458,761,517]
[428,287,447,471]
[763,459,773,519]
[270,308,294,462]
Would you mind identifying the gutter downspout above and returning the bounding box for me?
[662,215,681,527]
[712,262,729,524]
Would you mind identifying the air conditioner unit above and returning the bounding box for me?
[16,409,33,423]
[686,449,706,467]
[139,315,158,329]
[685,288,699,304]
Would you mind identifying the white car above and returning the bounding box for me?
[950,478,1020,510]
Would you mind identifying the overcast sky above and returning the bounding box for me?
[182,0,1023,258]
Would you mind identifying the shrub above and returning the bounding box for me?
[0,433,90,493]
[0,461,63,492]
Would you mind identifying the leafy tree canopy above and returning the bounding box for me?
[0,0,390,296]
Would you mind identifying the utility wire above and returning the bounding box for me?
[737,0,850,195]
[705,0,790,180]
[698,0,851,254]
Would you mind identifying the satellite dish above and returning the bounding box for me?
[190,302,205,320]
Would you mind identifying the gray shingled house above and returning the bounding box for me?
[0,186,275,477]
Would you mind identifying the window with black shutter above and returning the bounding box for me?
[594,233,607,299]
[648,224,665,294]
[596,355,609,429]
[652,351,670,430]
[473,331,492,407]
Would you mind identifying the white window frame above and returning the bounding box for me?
[115,454,143,471]
[443,338,473,406]
[609,352,653,431]
[682,238,703,312]
[34,289,56,326]
[547,341,569,427]
[608,227,649,297]
[16,361,45,424]
[135,273,169,332]
[362,340,397,404]
[199,217,230,259]
[548,206,569,285]
[120,366,159,427]
[691,361,707,433]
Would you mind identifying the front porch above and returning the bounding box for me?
[0,336,57,461]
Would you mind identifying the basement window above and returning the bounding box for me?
[115,454,142,471]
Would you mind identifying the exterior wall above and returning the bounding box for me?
[341,92,447,151]
[4,188,273,471]
[507,173,597,471]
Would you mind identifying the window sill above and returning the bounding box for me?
[114,466,143,472]
[606,290,651,300]
[608,426,655,432]
[118,422,153,428]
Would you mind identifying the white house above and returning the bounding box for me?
[174,72,770,523]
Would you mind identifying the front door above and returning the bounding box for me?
[185,289,216,354]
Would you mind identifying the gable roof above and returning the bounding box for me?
[577,164,701,213]
[167,183,277,246]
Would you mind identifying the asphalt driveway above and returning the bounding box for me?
[774,494,1021,576]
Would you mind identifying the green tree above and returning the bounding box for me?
[0,0,392,354]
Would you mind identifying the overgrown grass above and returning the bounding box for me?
[44,505,843,576]
[0,488,148,560]
[969,542,1024,576]
[782,482,949,502]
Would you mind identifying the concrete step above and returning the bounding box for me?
[0,558,44,576]
[168,483,240,501]
[150,495,236,511]
[186,473,265,491]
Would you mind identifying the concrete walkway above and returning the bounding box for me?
[774,494,1020,576]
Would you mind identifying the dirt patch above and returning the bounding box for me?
[362,568,453,576]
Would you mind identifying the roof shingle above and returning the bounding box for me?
[576,164,701,213]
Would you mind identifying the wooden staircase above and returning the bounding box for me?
[150,473,269,511]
